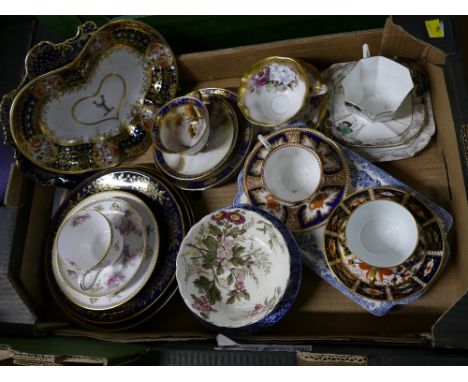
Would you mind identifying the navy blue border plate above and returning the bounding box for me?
[45,167,184,326]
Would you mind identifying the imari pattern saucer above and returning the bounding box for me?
[243,127,350,232]
[9,20,178,175]
[324,186,446,302]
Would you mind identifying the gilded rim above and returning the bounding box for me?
[55,195,150,300]
[260,142,324,207]
[155,93,240,181]
[323,186,447,302]
[10,19,178,175]
[242,126,350,232]
[237,56,310,127]
[45,168,185,324]
[52,191,159,309]
[155,88,255,191]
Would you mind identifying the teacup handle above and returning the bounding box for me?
[257,134,272,151]
[79,268,103,291]
[187,90,203,101]
[362,43,371,59]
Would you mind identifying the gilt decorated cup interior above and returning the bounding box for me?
[345,199,419,268]
[261,143,323,206]
[153,95,210,155]
[237,56,310,126]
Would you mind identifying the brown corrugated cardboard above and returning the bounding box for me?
[3,18,467,346]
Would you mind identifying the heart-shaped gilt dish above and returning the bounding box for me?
[10,20,178,174]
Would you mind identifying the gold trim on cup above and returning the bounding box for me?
[237,56,310,127]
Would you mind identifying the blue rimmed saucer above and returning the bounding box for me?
[176,204,302,335]
[243,127,349,232]
[45,168,185,328]
[153,88,255,191]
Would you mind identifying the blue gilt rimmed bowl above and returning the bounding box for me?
[176,204,301,335]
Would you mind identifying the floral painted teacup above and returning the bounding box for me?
[57,209,124,291]
[258,135,323,207]
[237,56,311,126]
[153,93,210,155]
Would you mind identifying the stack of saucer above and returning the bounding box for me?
[321,45,435,162]
[45,167,194,331]
[152,88,255,191]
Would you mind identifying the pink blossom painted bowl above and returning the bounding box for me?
[176,206,291,329]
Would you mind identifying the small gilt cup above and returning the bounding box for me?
[153,93,210,155]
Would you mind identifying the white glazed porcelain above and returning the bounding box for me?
[260,139,323,206]
[57,210,124,290]
[176,207,290,328]
[58,198,148,297]
[52,191,160,310]
[238,57,309,126]
[341,44,414,122]
[345,199,419,268]
[158,94,238,178]
[154,95,210,155]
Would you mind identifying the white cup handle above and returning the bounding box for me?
[362,43,371,59]
[257,134,272,151]
[79,268,103,291]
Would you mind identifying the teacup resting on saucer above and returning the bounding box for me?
[341,44,414,123]
[345,199,419,268]
[57,210,123,290]
[153,94,210,155]
[259,135,323,206]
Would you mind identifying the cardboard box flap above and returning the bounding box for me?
[432,291,468,349]
[381,18,446,65]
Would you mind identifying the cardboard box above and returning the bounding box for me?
[2,18,468,349]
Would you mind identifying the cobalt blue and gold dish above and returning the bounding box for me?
[9,20,178,175]
[45,168,186,329]
[243,127,349,232]
[153,88,255,191]
[176,204,301,335]
[324,186,446,302]
[0,21,98,188]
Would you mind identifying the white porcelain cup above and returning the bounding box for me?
[154,93,210,155]
[259,135,323,206]
[345,199,419,268]
[341,43,414,122]
[57,210,123,290]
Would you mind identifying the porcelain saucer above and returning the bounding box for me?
[323,62,426,148]
[154,88,254,191]
[57,197,148,298]
[243,127,350,232]
[155,93,239,180]
[52,191,159,310]
[324,186,446,302]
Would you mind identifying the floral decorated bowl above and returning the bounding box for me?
[237,56,310,126]
[176,206,293,330]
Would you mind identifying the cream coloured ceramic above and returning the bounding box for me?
[176,207,290,328]
[345,200,419,268]
[154,96,210,155]
[52,191,159,310]
[58,198,148,297]
[238,57,309,126]
[57,208,124,291]
[341,45,414,122]
[261,141,323,206]
[157,94,238,179]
